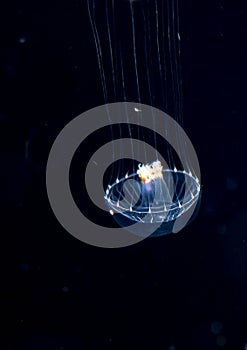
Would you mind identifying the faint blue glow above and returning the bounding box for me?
[216,335,226,346]
[20,263,30,272]
[19,37,26,44]
[61,286,69,293]
[211,321,223,335]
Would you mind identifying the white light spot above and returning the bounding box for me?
[134,107,142,112]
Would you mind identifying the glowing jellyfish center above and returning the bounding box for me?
[137,160,163,183]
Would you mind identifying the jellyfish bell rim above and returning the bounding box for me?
[104,168,201,224]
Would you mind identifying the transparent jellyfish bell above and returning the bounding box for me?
[105,163,201,230]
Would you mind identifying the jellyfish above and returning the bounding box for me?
[87,0,201,236]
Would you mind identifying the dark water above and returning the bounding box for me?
[0,0,247,349]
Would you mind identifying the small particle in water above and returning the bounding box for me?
[217,224,227,235]
[19,37,26,44]
[216,335,226,346]
[20,263,30,272]
[225,177,238,191]
[134,107,142,112]
[211,321,223,335]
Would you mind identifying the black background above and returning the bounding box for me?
[0,0,247,349]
